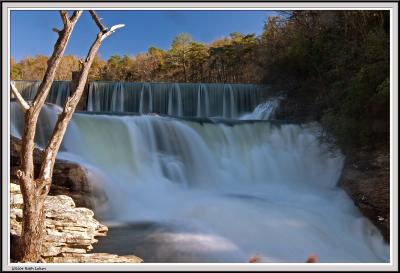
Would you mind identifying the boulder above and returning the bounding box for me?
[10,136,106,209]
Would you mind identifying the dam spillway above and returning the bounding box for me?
[11,81,271,118]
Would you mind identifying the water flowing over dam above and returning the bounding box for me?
[12,80,71,106]
[9,81,389,263]
[12,81,270,118]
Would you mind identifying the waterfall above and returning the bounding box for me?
[196,84,210,117]
[9,101,389,263]
[86,82,268,117]
[12,81,269,117]
[87,84,95,112]
[110,82,125,112]
[139,83,153,114]
[168,84,183,116]
[11,80,71,106]
[222,85,236,118]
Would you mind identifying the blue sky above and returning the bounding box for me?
[10,10,277,61]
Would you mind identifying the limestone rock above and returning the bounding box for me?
[10,183,107,257]
[10,183,22,193]
[9,183,142,263]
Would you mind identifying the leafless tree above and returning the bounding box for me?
[10,10,124,262]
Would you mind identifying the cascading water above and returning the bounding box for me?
[110,82,125,113]
[9,98,389,263]
[11,80,71,106]
[139,83,153,114]
[240,97,283,120]
[12,81,269,118]
[87,81,268,118]
[167,84,183,116]
[196,84,210,118]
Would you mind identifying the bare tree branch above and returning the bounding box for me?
[10,82,30,111]
[39,15,124,183]
[31,11,82,113]
[101,24,125,41]
[69,11,82,24]
[89,10,107,32]
[52,28,62,34]
[20,11,82,190]
[59,10,69,25]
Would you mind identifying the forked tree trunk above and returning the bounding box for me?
[11,10,124,262]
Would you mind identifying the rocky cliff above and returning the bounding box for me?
[338,147,390,242]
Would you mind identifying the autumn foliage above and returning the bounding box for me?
[11,32,261,83]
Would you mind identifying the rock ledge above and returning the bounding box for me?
[10,183,142,263]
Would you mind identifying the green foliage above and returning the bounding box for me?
[260,10,390,150]
[187,42,209,82]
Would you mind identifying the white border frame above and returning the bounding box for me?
[2,1,398,271]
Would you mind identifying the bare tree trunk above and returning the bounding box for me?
[17,186,46,262]
[17,11,82,262]
[11,10,124,262]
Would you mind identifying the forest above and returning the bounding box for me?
[11,10,390,151]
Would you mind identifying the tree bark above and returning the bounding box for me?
[16,181,46,262]
[12,10,123,262]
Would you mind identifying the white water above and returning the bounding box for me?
[9,101,389,263]
[240,97,282,120]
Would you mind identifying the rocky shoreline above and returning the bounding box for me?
[338,147,390,242]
